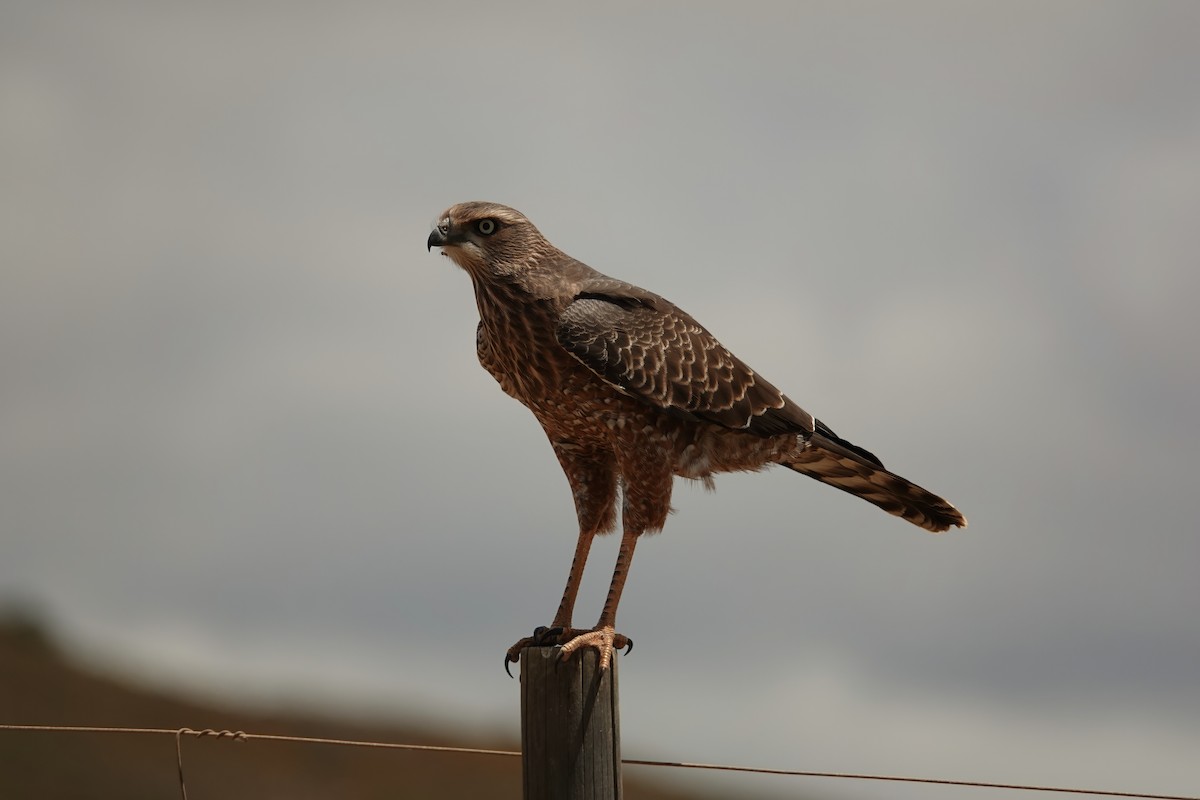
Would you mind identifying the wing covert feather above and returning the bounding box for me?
[556,286,814,436]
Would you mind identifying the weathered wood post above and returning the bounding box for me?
[519,645,621,799]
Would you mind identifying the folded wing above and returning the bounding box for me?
[556,280,816,437]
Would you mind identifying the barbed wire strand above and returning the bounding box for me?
[2,723,1195,800]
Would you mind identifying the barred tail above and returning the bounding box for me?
[784,433,966,533]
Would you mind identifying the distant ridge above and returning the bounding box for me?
[0,616,790,800]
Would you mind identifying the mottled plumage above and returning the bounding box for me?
[426,201,965,671]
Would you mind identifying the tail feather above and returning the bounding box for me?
[785,433,966,533]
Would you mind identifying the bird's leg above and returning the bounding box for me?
[504,448,618,676]
[557,527,638,671]
[504,527,601,676]
[549,525,596,630]
[555,456,667,671]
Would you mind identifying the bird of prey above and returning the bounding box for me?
[427,201,965,673]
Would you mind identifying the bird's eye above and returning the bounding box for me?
[476,219,497,235]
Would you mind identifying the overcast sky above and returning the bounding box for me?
[3,2,1199,798]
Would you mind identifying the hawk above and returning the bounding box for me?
[426,201,965,673]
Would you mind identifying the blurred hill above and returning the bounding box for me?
[0,614,773,800]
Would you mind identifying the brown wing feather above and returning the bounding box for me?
[556,281,815,436]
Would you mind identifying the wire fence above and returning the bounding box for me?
[1,723,1195,800]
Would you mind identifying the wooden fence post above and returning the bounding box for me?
[519,645,621,799]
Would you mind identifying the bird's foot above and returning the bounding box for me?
[504,625,591,677]
[556,625,632,671]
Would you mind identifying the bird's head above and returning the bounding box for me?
[427,202,548,276]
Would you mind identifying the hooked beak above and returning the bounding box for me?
[427,218,452,252]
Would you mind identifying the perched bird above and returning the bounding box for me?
[427,201,965,673]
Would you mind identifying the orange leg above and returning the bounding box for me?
[557,527,638,671]
[551,526,596,628]
[504,527,599,674]
[504,446,627,675]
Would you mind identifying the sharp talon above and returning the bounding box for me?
[504,653,517,678]
[532,626,564,646]
[624,638,633,656]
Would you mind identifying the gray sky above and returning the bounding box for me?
[3,2,1199,798]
